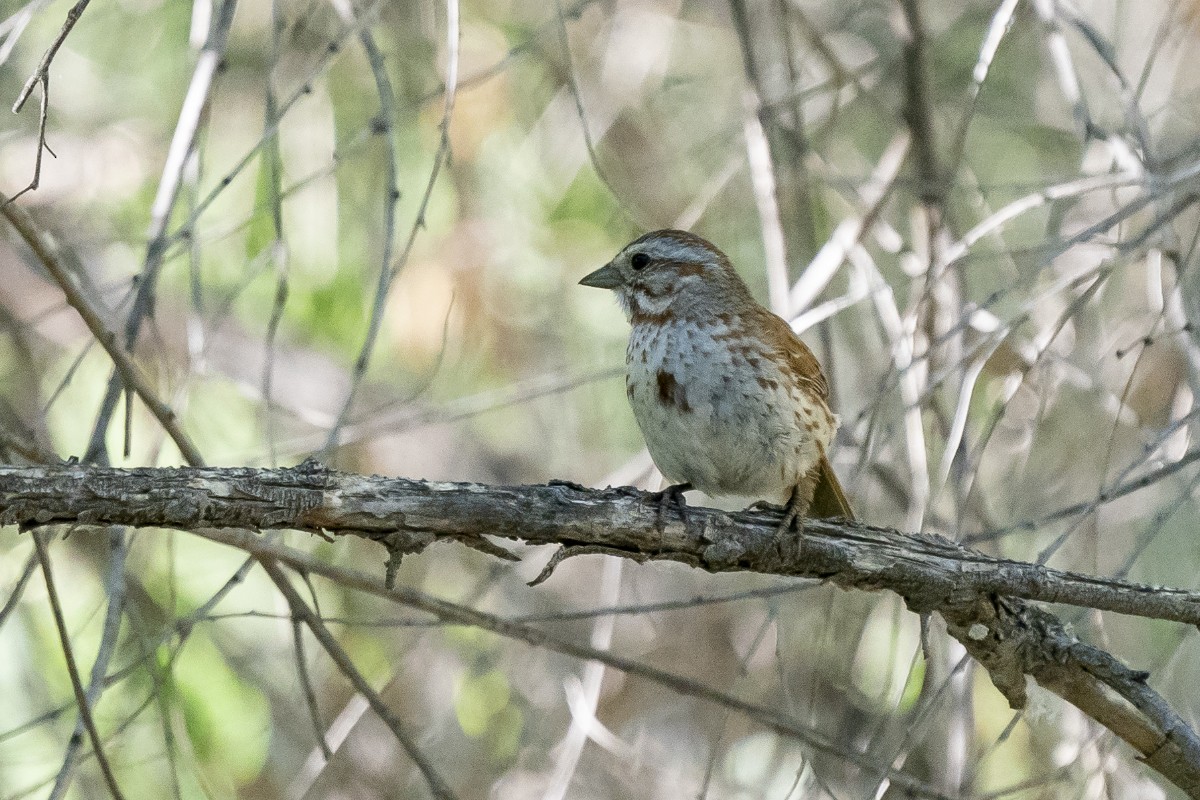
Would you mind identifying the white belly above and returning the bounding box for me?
[626,318,835,502]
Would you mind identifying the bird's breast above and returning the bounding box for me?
[624,316,836,498]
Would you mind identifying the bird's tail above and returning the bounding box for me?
[810,453,854,521]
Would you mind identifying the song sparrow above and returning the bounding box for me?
[580,229,853,537]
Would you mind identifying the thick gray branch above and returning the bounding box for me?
[1,462,1195,624]
[2,462,1199,796]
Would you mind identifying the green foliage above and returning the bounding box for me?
[173,635,270,784]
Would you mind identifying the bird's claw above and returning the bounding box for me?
[768,485,812,557]
[743,499,804,554]
[652,482,692,534]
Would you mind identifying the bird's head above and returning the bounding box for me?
[579,230,753,322]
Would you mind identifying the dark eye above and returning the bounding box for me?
[630,252,650,270]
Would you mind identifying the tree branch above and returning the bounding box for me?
[2,462,1200,796]
[258,558,458,800]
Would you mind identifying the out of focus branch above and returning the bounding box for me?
[0,192,205,466]
[6,0,91,201]
[2,462,1200,796]
[899,0,943,207]
[83,0,237,465]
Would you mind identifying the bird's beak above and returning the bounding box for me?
[579,263,622,289]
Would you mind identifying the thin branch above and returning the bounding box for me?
[290,617,333,760]
[0,550,37,629]
[5,0,89,201]
[211,529,957,800]
[966,444,1200,545]
[943,0,1020,187]
[191,581,819,627]
[789,131,909,319]
[0,556,257,755]
[728,0,819,282]
[0,192,205,465]
[1031,0,1094,138]
[899,0,943,207]
[742,94,791,316]
[260,0,289,466]
[83,0,237,464]
[10,0,88,113]
[257,558,458,800]
[5,70,52,203]
[32,532,127,800]
[320,0,452,454]
[48,528,127,800]
[156,0,387,261]
[549,0,632,221]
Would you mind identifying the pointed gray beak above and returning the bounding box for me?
[579,263,622,289]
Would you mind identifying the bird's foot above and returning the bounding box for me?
[744,499,805,556]
[768,481,814,558]
[771,504,806,556]
[651,482,693,534]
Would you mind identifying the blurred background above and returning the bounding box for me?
[2,0,1200,797]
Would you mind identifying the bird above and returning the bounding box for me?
[579,229,853,542]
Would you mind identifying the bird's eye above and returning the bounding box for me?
[630,252,650,270]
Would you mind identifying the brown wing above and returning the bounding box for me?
[756,308,850,518]
[755,307,830,400]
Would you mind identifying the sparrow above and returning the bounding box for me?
[581,229,853,539]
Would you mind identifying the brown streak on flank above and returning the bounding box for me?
[656,370,691,413]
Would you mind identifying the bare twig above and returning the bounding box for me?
[10,0,88,114]
[0,550,37,630]
[0,192,205,465]
[290,618,333,760]
[215,529,956,800]
[729,0,819,278]
[943,0,1020,186]
[5,0,89,202]
[967,444,1200,546]
[83,0,238,465]
[157,0,386,257]
[742,95,791,316]
[790,131,909,320]
[258,558,459,800]
[899,0,942,207]
[260,0,290,466]
[549,0,630,220]
[32,532,127,800]
[320,0,454,454]
[48,528,127,800]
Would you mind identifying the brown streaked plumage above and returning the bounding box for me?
[580,229,854,535]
